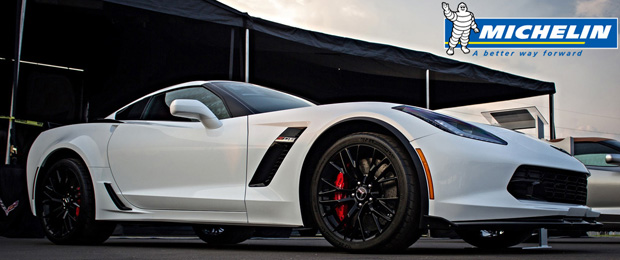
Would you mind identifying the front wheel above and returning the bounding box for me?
[310,133,421,252]
[457,229,532,249]
[35,158,115,244]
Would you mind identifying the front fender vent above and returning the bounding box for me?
[249,127,305,187]
[507,165,587,205]
[104,183,131,211]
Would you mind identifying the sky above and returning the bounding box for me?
[218,0,620,141]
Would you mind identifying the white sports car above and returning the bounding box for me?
[27,81,598,251]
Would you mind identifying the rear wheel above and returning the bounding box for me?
[193,225,254,245]
[35,158,115,244]
[457,229,532,249]
[310,133,421,252]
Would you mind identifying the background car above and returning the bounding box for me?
[573,138,620,230]
[27,81,598,252]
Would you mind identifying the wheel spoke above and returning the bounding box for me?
[377,197,399,201]
[55,170,62,185]
[319,178,353,193]
[320,178,340,190]
[319,188,354,195]
[329,161,344,173]
[357,212,367,241]
[346,203,360,219]
[370,206,392,222]
[354,203,368,241]
[345,148,356,168]
[43,190,63,203]
[374,163,392,181]
[339,153,348,174]
[371,211,384,234]
[319,197,354,205]
[376,199,396,215]
[377,176,397,184]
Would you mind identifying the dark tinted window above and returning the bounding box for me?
[115,98,149,120]
[574,140,620,167]
[574,142,620,155]
[143,93,183,121]
[214,82,313,114]
[142,87,230,121]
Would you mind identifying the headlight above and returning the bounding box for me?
[394,105,507,145]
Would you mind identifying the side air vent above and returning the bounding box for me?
[507,165,588,205]
[104,183,132,211]
[249,127,306,187]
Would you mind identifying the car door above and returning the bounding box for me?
[574,140,620,209]
[107,86,248,212]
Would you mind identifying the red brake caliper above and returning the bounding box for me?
[75,187,81,217]
[334,172,348,222]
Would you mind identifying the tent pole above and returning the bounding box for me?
[549,94,556,140]
[425,70,430,109]
[5,0,27,165]
[245,29,249,83]
[228,28,235,80]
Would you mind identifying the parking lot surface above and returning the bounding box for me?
[2,236,620,259]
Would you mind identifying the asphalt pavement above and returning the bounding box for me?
[2,235,620,259]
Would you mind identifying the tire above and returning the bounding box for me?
[310,132,421,252]
[35,158,115,244]
[193,225,254,245]
[457,229,532,249]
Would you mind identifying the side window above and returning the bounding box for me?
[115,98,149,120]
[574,142,620,167]
[142,93,183,121]
[142,87,230,121]
[575,154,615,167]
[574,142,618,155]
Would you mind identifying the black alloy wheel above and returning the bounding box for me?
[36,158,115,244]
[311,133,421,252]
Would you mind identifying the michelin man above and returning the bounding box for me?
[443,2,479,55]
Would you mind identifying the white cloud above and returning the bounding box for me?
[341,5,366,18]
[575,0,617,16]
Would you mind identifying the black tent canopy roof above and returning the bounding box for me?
[105,0,555,109]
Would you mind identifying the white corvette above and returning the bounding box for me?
[27,81,598,251]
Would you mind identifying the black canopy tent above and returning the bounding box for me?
[1,0,557,165]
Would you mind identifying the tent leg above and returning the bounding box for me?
[245,28,249,83]
[228,28,235,80]
[549,94,556,140]
[5,0,27,165]
[426,69,430,109]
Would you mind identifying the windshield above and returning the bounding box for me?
[214,82,314,114]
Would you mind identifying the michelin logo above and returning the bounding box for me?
[442,2,479,55]
[443,3,618,50]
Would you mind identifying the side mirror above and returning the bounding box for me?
[170,99,222,129]
[606,154,620,166]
